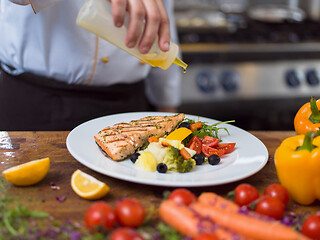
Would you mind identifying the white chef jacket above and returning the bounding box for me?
[0,0,181,108]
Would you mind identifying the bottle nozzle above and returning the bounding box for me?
[173,57,188,73]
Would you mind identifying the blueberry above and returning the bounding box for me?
[157,163,168,173]
[130,152,140,163]
[179,122,190,129]
[193,154,205,165]
[208,154,220,165]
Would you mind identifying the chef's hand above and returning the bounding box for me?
[110,0,171,54]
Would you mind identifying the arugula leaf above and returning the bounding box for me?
[193,120,235,139]
[181,118,235,145]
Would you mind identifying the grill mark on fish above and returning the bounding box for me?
[94,113,185,161]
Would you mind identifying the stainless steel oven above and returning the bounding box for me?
[175,0,320,130]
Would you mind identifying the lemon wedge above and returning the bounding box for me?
[166,127,192,141]
[2,157,50,186]
[71,169,110,200]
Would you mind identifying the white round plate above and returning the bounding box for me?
[66,112,268,187]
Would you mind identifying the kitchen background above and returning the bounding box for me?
[175,0,320,130]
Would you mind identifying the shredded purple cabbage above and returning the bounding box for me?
[56,195,66,203]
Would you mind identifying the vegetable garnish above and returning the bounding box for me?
[181,118,235,145]
[0,176,92,240]
[156,222,184,240]
[2,205,49,236]
[1,171,316,240]
[132,118,236,174]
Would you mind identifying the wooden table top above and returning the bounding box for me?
[1,131,319,225]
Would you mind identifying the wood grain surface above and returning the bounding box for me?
[0,131,319,225]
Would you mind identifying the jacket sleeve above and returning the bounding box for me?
[29,0,64,13]
[145,0,182,108]
[145,64,182,108]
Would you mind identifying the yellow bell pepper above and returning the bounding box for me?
[274,131,320,205]
[294,96,320,135]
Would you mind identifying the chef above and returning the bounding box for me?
[0,0,181,130]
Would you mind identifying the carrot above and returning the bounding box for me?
[190,122,203,132]
[159,200,248,240]
[148,136,159,143]
[191,201,310,240]
[180,147,191,160]
[198,192,239,212]
[159,200,202,237]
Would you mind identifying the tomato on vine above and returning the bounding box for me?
[263,183,290,206]
[168,188,197,206]
[84,201,116,232]
[109,227,144,240]
[255,196,285,220]
[231,183,260,206]
[301,213,320,240]
[115,198,145,228]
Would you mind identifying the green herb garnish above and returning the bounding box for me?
[181,118,235,145]
[2,205,49,236]
[0,176,92,240]
[156,222,184,240]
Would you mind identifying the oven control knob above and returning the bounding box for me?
[306,69,320,86]
[196,70,216,93]
[285,70,301,88]
[220,70,239,92]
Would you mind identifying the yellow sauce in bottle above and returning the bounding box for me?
[142,57,188,72]
[77,0,188,71]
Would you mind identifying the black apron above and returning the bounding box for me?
[0,67,154,131]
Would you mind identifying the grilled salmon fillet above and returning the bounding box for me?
[94,113,185,161]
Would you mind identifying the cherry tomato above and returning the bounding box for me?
[301,213,320,240]
[109,227,144,240]
[233,183,259,206]
[187,136,202,154]
[202,136,219,148]
[264,183,290,206]
[193,232,219,240]
[255,196,285,220]
[216,143,236,154]
[115,198,145,228]
[168,188,197,206]
[202,145,225,157]
[84,201,116,232]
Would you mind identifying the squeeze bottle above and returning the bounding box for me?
[76,0,187,71]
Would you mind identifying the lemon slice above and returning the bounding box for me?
[166,127,192,141]
[2,157,50,186]
[71,169,110,200]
